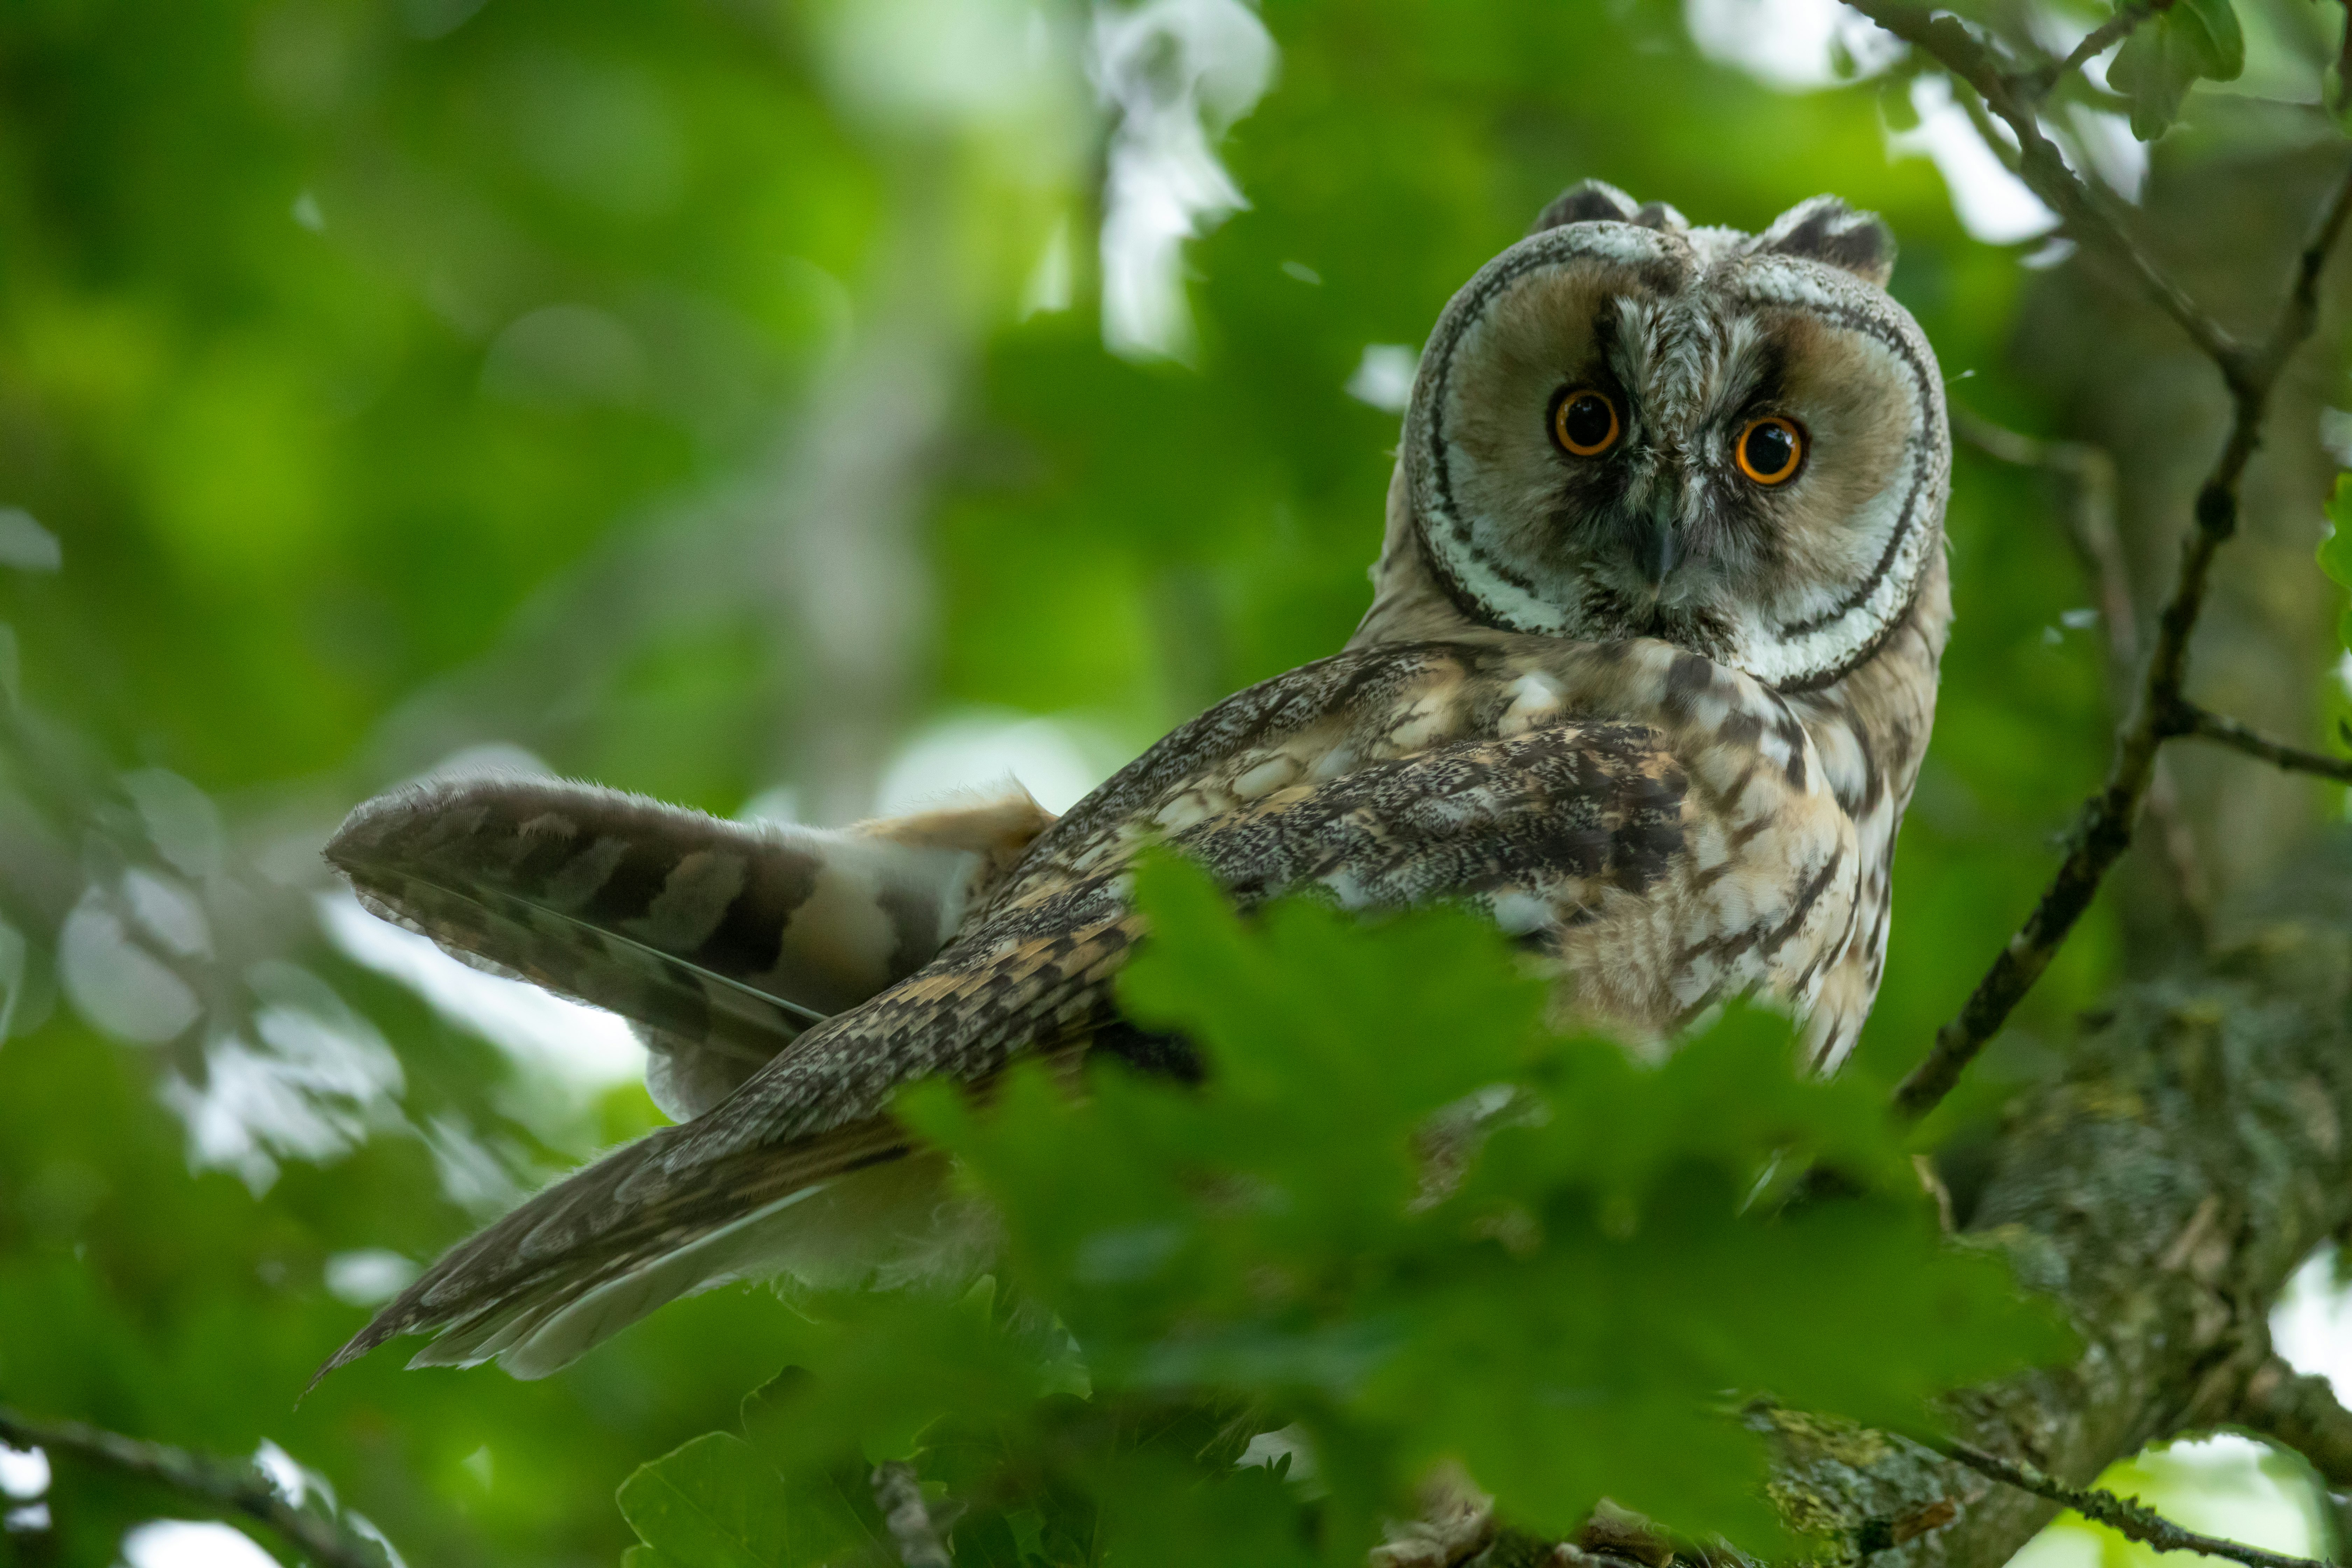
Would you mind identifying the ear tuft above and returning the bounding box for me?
[1629,200,1689,233]
[1750,195,1897,287]
[1530,180,1639,234]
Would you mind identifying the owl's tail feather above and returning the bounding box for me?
[326,775,1043,1118]
[314,1113,979,1384]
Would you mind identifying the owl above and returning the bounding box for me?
[320,182,1950,1381]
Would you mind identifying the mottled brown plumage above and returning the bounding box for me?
[320,181,1950,1381]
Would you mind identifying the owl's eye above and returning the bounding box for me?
[1551,388,1620,457]
[1736,416,1805,485]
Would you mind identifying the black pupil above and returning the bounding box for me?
[1746,422,1795,476]
[1561,393,1612,449]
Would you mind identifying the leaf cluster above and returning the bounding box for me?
[619,861,2071,1566]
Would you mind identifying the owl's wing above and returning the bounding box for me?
[326,776,1051,1118]
[320,717,1689,1382]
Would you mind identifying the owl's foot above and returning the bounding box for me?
[1370,1489,1699,1568]
[1370,1468,1497,1567]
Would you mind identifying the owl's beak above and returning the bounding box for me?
[1630,494,1679,594]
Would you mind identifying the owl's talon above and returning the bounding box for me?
[1370,1468,1498,1568]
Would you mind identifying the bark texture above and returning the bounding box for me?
[1747,841,2352,1568]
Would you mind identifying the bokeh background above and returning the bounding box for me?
[1,0,2350,1562]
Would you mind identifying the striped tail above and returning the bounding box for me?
[325,775,1052,1118]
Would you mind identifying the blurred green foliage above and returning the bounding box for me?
[2320,474,2352,650]
[0,0,2343,1561]
[613,862,2067,1564]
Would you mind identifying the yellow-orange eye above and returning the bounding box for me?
[1736,416,1804,485]
[1551,388,1619,457]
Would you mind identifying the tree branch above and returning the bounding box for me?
[872,1460,953,1568]
[1726,859,2352,1568]
[2238,1358,2352,1492]
[1891,149,2352,1121]
[1844,1,2238,365]
[0,1407,385,1568]
[1949,84,2027,180]
[2172,704,2352,784]
[1936,1438,2333,1568]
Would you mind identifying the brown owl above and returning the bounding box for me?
[319,182,1949,1381]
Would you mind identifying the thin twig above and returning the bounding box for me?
[871,1460,952,1568]
[2047,4,2155,88]
[2240,1357,2352,1490]
[1951,411,2214,921]
[1950,83,2027,178]
[0,1406,384,1568]
[1939,1438,2337,1568]
[1892,146,2352,1121]
[1845,1,2239,366]
[2174,704,2352,783]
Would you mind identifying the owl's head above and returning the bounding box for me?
[1395,181,1948,692]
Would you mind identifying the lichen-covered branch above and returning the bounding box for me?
[1937,1438,2331,1568]
[0,1407,385,1568]
[2239,1359,2352,1492]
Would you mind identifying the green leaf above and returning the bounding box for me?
[1468,1003,1913,1222]
[1362,1161,2072,1548]
[735,1365,905,1561]
[2109,0,2245,138]
[2172,0,2246,81]
[616,1433,801,1568]
[1084,1451,1318,1568]
[2109,31,2194,139]
[721,1286,1085,1482]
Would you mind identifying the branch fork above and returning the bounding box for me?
[1858,0,2352,1121]
[0,1406,385,1568]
